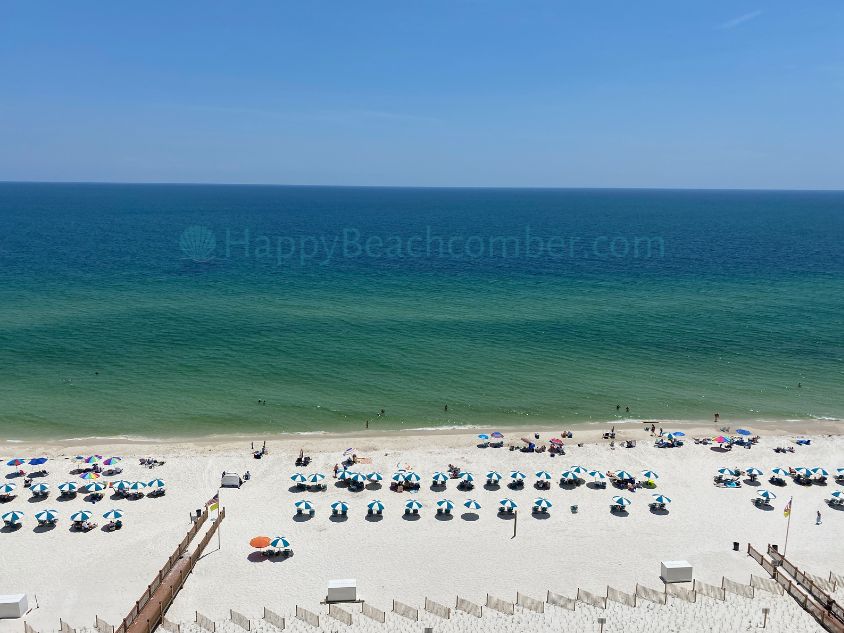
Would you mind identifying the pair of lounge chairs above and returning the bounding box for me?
[649,502,667,511]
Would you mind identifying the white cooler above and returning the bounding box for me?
[0,594,28,619]
[661,560,693,583]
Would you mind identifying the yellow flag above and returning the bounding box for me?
[783,498,792,517]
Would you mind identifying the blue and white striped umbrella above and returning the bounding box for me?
[837,468,844,475]
[478,434,490,440]
[570,466,589,476]
[330,501,349,513]
[367,472,383,482]
[147,479,166,489]
[391,471,407,483]
[338,469,353,481]
[615,471,634,480]
[432,472,449,483]
[436,499,454,511]
[771,468,789,477]
[831,491,843,500]
[794,467,811,477]
[102,509,124,520]
[560,471,578,482]
[405,500,423,510]
[2,510,24,523]
[535,470,552,481]
[295,500,314,511]
[463,499,481,510]
[1,483,17,494]
[367,499,385,512]
[509,470,526,481]
[308,473,326,484]
[589,470,606,480]
[349,472,367,485]
[404,472,421,483]
[29,483,49,494]
[58,482,78,493]
[812,468,829,477]
[745,467,764,476]
[85,482,106,493]
[641,470,659,480]
[113,480,132,490]
[499,498,518,510]
[533,497,553,509]
[612,496,632,507]
[718,468,738,476]
[651,494,672,504]
[460,472,475,482]
[757,489,777,500]
[129,481,147,491]
[70,510,92,522]
[290,473,307,483]
[35,509,59,522]
[270,536,290,549]
[486,471,502,482]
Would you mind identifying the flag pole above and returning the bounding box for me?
[783,496,793,555]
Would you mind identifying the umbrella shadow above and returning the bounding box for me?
[247,551,267,563]
[4,473,19,480]
[507,482,525,491]
[402,512,421,522]
[475,443,488,449]
[531,511,551,520]
[292,513,314,523]
[365,482,382,491]
[430,483,447,492]
[333,481,349,490]
[610,509,630,517]
[812,480,828,487]
[26,496,48,504]
[649,507,670,516]
[364,514,383,523]
[534,482,551,491]
[56,495,77,503]
[752,502,774,512]
[287,485,305,494]
[0,496,15,504]
[497,511,516,520]
[1,523,22,533]
[268,554,293,563]
[329,514,349,523]
[742,478,758,486]
[826,502,844,511]
[586,482,606,490]
[33,523,57,533]
[461,512,479,522]
[709,446,731,453]
[434,513,453,522]
[483,483,500,492]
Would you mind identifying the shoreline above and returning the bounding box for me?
[5,416,843,454]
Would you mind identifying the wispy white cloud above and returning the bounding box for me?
[717,10,763,30]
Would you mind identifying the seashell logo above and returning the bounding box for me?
[179,225,216,262]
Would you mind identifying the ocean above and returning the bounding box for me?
[0,183,842,440]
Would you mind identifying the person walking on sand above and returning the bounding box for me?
[817,510,822,525]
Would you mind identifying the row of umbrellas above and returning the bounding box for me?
[294,468,661,485]
[2,479,165,495]
[718,467,840,477]
[250,536,290,549]
[2,509,124,524]
[4,456,124,467]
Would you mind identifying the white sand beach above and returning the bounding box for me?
[2,419,843,633]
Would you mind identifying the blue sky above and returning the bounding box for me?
[1,1,842,188]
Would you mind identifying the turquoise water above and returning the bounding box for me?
[0,184,842,439]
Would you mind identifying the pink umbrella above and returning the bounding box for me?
[713,436,728,444]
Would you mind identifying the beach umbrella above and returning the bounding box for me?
[588,470,606,480]
[432,472,449,483]
[404,472,421,483]
[2,510,24,523]
[460,472,475,483]
[560,471,578,482]
[337,469,353,481]
[405,500,423,511]
[745,467,764,476]
[57,482,78,493]
[499,498,518,510]
[671,431,686,437]
[349,472,367,485]
[0,483,16,494]
[549,438,564,446]
[717,468,738,476]
[294,499,314,511]
[735,429,751,436]
[79,472,101,480]
[250,536,271,549]
[478,434,490,441]
[831,491,843,500]
[102,509,124,520]
[102,457,122,466]
[270,536,290,549]
[147,479,166,489]
[713,436,729,444]
[436,499,454,511]
[837,468,844,475]
[113,480,132,491]
[486,471,502,482]
[612,496,632,507]
[771,468,789,477]
[308,473,326,484]
[35,509,59,522]
[570,466,589,476]
[367,472,383,482]
[812,468,829,477]
[651,494,672,504]
[757,489,777,500]
[343,448,355,456]
[641,470,659,480]
[128,481,147,491]
[330,501,349,513]
[491,432,503,439]
[85,482,106,493]
[391,472,407,483]
[794,467,812,477]
[29,483,49,494]
[28,457,48,466]
[290,473,307,484]
[6,458,26,467]
[509,470,526,481]
[70,510,92,522]
[464,499,481,510]
[615,470,634,481]
[533,497,553,509]
[535,470,552,481]
[367,499,385,512]
[665,433,677,441]
[83,455,102,464]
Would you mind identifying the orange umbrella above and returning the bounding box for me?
[250,536,271,548]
